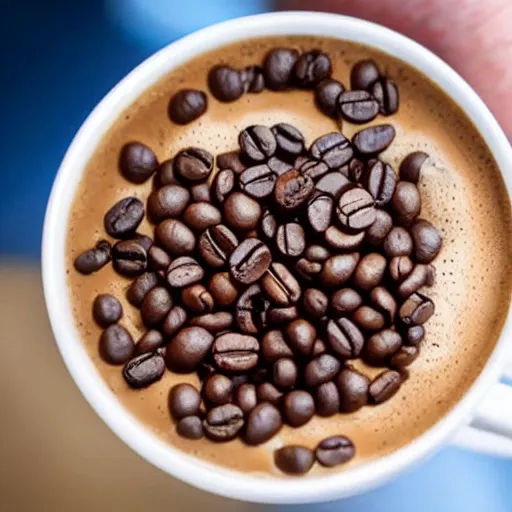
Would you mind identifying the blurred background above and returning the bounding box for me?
[0,0,511,510]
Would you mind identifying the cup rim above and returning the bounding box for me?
[42,11,512,504]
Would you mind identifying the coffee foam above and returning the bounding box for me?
[66,36,512,476]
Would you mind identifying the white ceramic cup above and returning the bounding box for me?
[42,11,512,505]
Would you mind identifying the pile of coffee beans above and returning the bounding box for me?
[74,53,442,475]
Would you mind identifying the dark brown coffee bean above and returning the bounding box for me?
[383,226,413,257]
[397,264,429,298]
[294,50,331,87]
[364,329,402,365]
[352,124,396,155]
[74,240,111,275]
[165,327,214,373]
[313,381,339,416]
[174,147,213,183]
[371,77,399,115]
[298,160,328,186]
[307,193,333,234]
[212,333,259,373]
[406,325,425,346]
[112,240,147,276]
[399,151,429,183]
[203,374,233,406]
[123,352,165,388]
[169,383,202,420]
[239,164,276,199]
[336,187,376,231]
[338,90,379,123]
[235,284,269,333]
[141,286,173,326]
[365,209,393,246]
[147,246,170,271]
[155,219,196,256]
[208,65,244,102]
[208,272,239,307]
[241,65,265,93]
[99,325,134,365]
[126,272,159,306]
[181,284,214,314]
[104,197,144,239]
[256,382,283,406]
[370,286,397,321]
[92,294,122,327]
[313,338,328,356]
[320,253,360,288]
[261,262,300,306]
[331,288,362,315]
[168,88,207,124]
[306,245,330,262]
[410,219,442,263]
[310,133,353,169]
[315,78,345,117]
[176,416,204,439]
[131,232,153,252]
[136,330,164,354]
[190,312,233,334]
[235,383,258,414]
[155,159,181,187]
[353,253,387,290]
[213,169,235,204]
[267,156,293,176]
[162,306,188,337]
[191,181,213,204]
[391,345,419,368]
[315,435,355,467]
[283,390,315,427]
[229,238,271,284]
[389,255,414,282]
[119,142,158,183]
[239,125,277,162]
[304,354,341,387]
[267,307,300,328]
[274,169,315,212]
[336,368,370,412]
[347,157,367,182]
[391,181,421,225]
[166,256,204,288]
[324,225,365,250]
[369,370,402,404]
[399,293,434,326]
[274,446,314,475]
[244,402,282,445]
[295,258,322,281]
[352,306,386,331]
[272,122,305,156]
[147,185,189,222]
[276,223,306,258]
[350,59,380,90]
[217,151,247,174]
[362,160,396,206]
[198,224,238,268]
[263,48,299,90]
[315,171,351,199]
[182,202,221,233]
[273,358,298,389]
[285,319,316,357]
[203,403,244,442]
[326,318,364,358]
[303,288,328,319]
[223,192,262,231]
[261,330,293,362]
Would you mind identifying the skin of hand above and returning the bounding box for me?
[281,0,512,137]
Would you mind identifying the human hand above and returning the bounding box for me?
[281,0,512,137]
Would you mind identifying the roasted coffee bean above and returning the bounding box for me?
[295,258,322,281]
[315,436,355,467]
[209,272,239,307]
[112,240,147,276]
[131,233,153,252]
[305,245,330,262]
[262,262,301,306]
[276,223,306,258]
[239,164,276,198]
[261,330,293,362]
[181,284,214,314]
[304,354,341,387]
[239,125,277,162]
[370,286,397,321]
[338,90,379,123]
[212,333,259,373]
[371,78,399,115]
[256,382,283,406]
[353,253,387,290]
[310,133,353,169]
[168,89,207,124]
[244,402,282,445]
[331,288,362,315]
[166,327,214,373]
[315,171,351,199]
[362,160,396,206]
[352,306,386,331]
[176,416,204,439]
[303,288,328,319]
[126,272,159,306]
[169,383,202,420]
[298,159,329,183]
[99,324,135,365]
[155,159,181,187]
[315,381,340,416]
[136,330,164,354]
[224,192,262,231]
[147,184,190,221]
[283,390,315,427]
[336,187,376,231]
[350,59,380,90]
[174,147,213,183]
[273,358,298,389]
[263,48,299,90]
[324,226,365,250]
[268,306,299,326]
[198,224,238,268]
[162,306,188,337]
[272,122,305,156]
[267,156,293,176]
[203,374,233,406]
[352,124,396,155]
[346,157,366,182]
[406,325,425,346]
[397,264,429,298]
[182,203,221,233]
[147,246,171,271]
[315,78,345,117]
[336,368,370,412]
[294,50,331,87]
[123,352,165,388]
[229,238,271,284]
[190,312,233,333]
[364,329,402,365]
[241,65,265,93]
[389,255,414,282]
[190,181,211,204]
[399,151,429,183]
[235,383,258,414]
[399,293,434,326]
[410,219,442,263]
[235,284,269,333]
[259,211,276,242]
[274,446,314,475]
[119,142,159,183]
[155,219,196,255]
[390,345,419,368]
[104,197,144,239]
[203,403,244,442]
[141,286,173,326]
[369,370,402,404]
[74,240,111,275]
[274,169,315,212]
[390,181,421,225]
[326,318,364,358]
[307,193,334,233]
[365,209,393,246]
[166,256,204,288]
[208,65,244,102]
[320,253,360,288]
[212,168,235,204]
[383,226,413,257]
[285,319,316,357]
[217,151,247,174]
[92,294,122,327]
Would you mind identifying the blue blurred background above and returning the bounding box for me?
[0,1,511,510]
